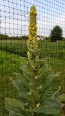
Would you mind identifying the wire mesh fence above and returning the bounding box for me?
[0,0,65,115]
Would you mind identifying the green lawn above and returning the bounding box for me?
[0,40,65,115]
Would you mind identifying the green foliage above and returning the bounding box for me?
[0,41,27,57]
[5,6,65,116]
[1,40,65,59]
[0,50,22,116]
[58,94,65,102]
[5,57,65,116]
[0,34,9,40]
[50,25,63,41]
[0,41,65,115]
[0,34,28,40]
[10,36,28,40]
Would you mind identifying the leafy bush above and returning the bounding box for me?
[50,25,63,42]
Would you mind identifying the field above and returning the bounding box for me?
[0,40,65,115]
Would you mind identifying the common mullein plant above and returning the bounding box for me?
[5,6,65,116]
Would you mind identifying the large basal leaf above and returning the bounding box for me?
[9,111,23,116]
[40,73,61,99]
[48,87,61,99]
[11,79,29,94]
[33,98,62,114]
[20,64,34,77]
[14,73,29,83]
[44,71,60,87]
[5,98,24,114]
[35,68,52,89]
[37,63,49,78]
[40,83,53,99]
[9,111,32,116]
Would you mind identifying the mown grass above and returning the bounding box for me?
[0,40,65,115]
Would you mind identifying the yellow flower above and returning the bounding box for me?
[36,103,40,108]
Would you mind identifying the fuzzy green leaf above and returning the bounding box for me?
[5,98,24,114]
[11,80,29,94]
[9,111,23,116]
[33,98,62,114]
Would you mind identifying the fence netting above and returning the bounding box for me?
[0,0,65,115]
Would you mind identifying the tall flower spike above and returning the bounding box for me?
[27,6,38,61]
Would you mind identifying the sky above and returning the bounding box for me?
[0,0,65,37]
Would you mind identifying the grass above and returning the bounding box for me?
[0,50,21,116]
[0,40,65,58]
[0,40,65,115]
[0,40,27,57]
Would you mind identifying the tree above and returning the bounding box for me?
[50,25,63,41]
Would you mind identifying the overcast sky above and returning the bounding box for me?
[0,0,65,37]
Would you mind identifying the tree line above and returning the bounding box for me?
[0,25,64,41]
[0,34,29,40]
